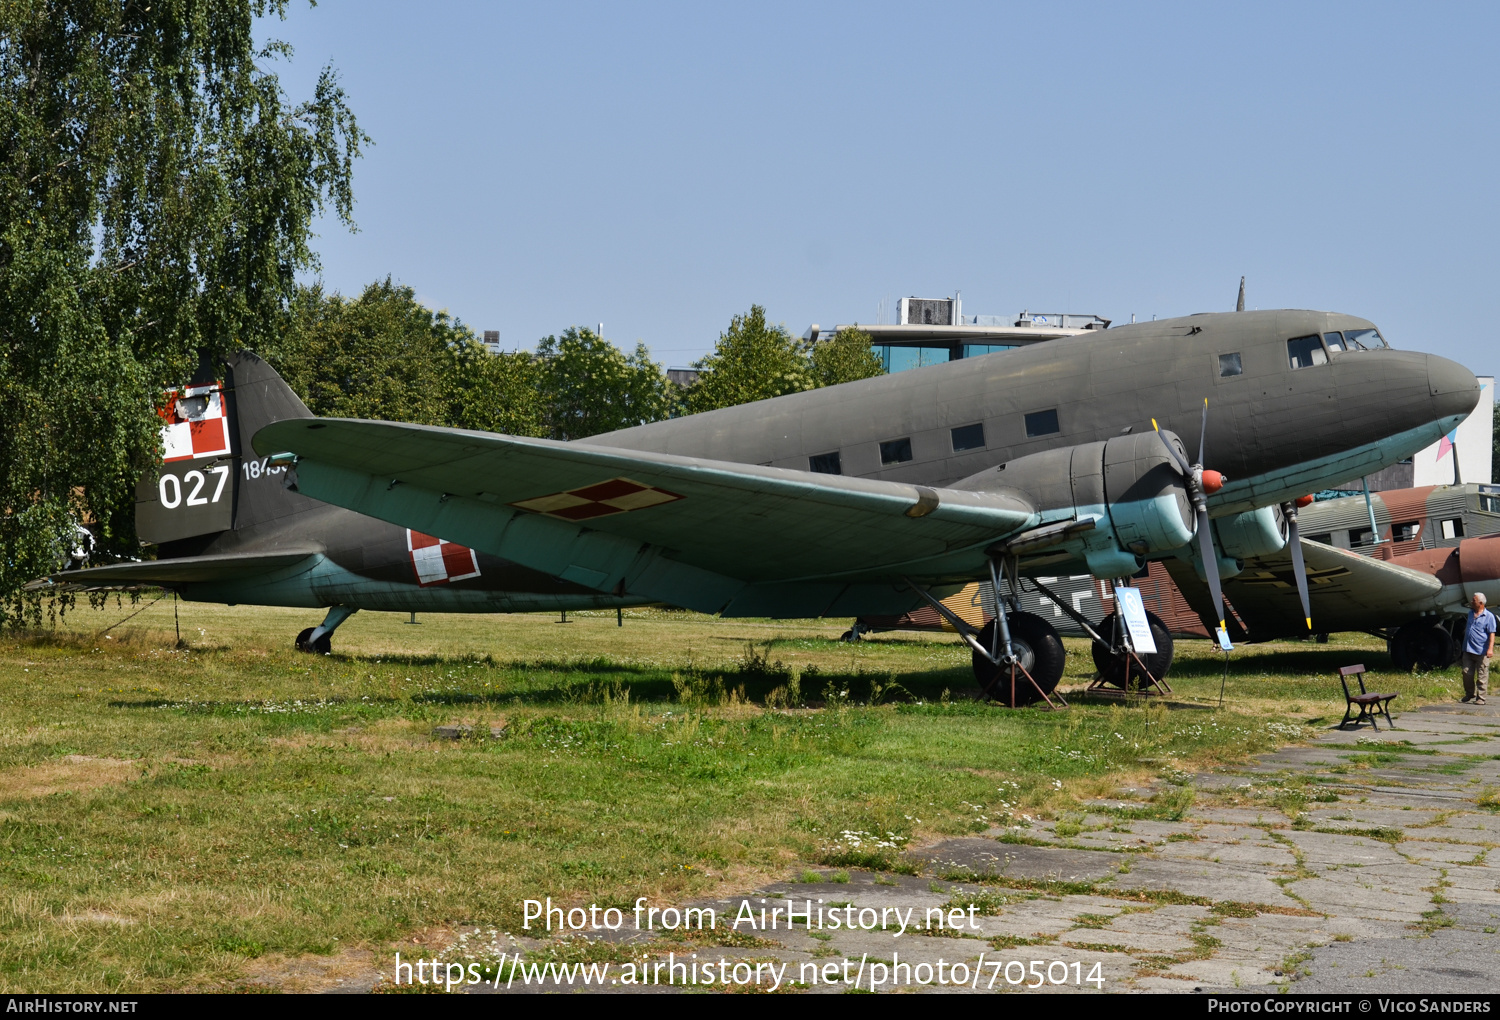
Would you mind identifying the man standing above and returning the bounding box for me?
[1460,593,1497,705]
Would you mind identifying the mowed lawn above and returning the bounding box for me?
[0,598,1462,991]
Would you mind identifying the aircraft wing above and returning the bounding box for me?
[252,419,1039,617]
[25,549,322,592]
[1167,539,1442,641]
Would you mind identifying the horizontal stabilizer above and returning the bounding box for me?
[26,549,321,592]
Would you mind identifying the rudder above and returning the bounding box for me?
[135,352,319,546]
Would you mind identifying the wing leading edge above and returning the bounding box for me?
[252,418,1040,618]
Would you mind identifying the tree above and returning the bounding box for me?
[809,326,884,388]
[441,336,544,439]
[685,308,885,415]
[270,279,542,436]
[0,1,366,619]
[685,305,816,414]
[535,327,673,440]
[272,280,452,425]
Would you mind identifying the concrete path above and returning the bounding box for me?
[446,699,1500,993]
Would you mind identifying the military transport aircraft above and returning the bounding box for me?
[28,353,647,652]
[249,309,1480,701]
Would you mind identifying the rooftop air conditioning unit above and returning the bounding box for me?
[897,297,954,326]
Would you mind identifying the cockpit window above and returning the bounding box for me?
[1287,334,1328,369]
[1343,327,1388,350]
[1323,331,1344,351]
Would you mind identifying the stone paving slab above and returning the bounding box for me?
[1279,829,1408,865]
[911,840,1124,882]
[1118,858,1293,904]
[1305,806,1445,827]
[1295,927,1500,993]
[1402,841,1488,864]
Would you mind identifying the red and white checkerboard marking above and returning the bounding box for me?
[510,477,683,521]
[407,530,481,587]
[159,383,232,463]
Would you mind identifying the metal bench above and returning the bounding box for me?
[1338,664,1397,730]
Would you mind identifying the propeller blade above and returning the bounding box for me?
[1284,504,1312,631]
[1197,506,1227,640]
[1197,397,1209,468]
[1151,418,1193,476]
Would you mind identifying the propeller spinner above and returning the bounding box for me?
[1153,399,1230,644]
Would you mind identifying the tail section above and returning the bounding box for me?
[135,352,318,547]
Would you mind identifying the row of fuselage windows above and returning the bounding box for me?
[1308,518,1462,548]
[1216,329,1390,378]
[807,411,1060,475]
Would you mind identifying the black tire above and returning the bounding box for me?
[1391,620,1456,672]
[1090,611,1175,690]
[295,627,331,655]
[972,612,1066,704]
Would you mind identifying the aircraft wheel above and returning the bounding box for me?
[1090,611,1175,690]
[295,627,331,655]
[1390,620,1456,672]
[972,612,1066,704]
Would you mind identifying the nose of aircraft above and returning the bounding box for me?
[1427,354,1481,423]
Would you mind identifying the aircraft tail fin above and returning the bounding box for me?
[136,352,320,549]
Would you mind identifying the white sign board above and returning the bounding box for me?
[1112,587,1157,654]
[1215,625,1234,652]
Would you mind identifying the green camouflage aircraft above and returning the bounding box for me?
[224,309,1478,701]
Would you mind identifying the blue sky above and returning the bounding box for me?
[259,2,1499,377]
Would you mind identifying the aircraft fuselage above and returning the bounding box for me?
[588,310,1477,517]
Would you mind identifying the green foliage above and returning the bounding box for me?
[809,326,884,388]
[685,305,817,414]
[0,1,365,617]
[535,327,673,440]
[268,279,543,437]
[685,308,884,415]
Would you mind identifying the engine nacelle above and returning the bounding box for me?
[953,430,1196,574]
[1211,505,1287,560]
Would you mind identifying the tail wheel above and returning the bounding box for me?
[972,612,1066,704]
[1391,620,1456,672]
[295,627,331,655]
[1090,611,1175,690]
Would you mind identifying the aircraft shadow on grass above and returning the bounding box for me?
[104,644,1435,714]
[102,659,977,712]
[1164,646,1416,680]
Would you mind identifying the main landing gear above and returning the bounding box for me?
[296,605,358,655]
[971,613,1066,704]
[908,561,1069,707]
[1090,610,1175,690]
[1389,618,1458,673]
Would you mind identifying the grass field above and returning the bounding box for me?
[0,596,1465,991]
